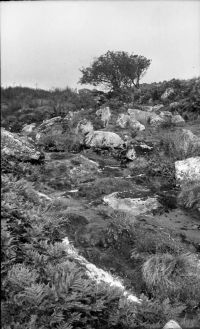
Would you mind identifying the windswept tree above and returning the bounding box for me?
[79,50,151,92]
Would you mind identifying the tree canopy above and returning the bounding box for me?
[79,50,151,92]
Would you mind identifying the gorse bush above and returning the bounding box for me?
[142,253,200,306]
[160,129,200,160]
[178,181,200,213]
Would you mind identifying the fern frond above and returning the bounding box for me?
[17,283,47,306]
[7,264,38,288]
[56,322,73,329]
[50,310,64,325]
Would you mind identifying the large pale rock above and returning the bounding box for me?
[103,192,160,216]
[171,114,185,126]
[96,106,111,127]
[36,116,64,142]
[163,320,182,329]
[175,157,200,184]
[161,87,175,100]
[76,119,94,135]
[85,131,124,148]
[1,128,42,161]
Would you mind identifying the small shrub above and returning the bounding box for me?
[178,181,200,213]
[160,129,200,160]
[142,253,200,303]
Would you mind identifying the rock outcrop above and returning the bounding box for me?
[85,131,124,149]
[1,128,42,162]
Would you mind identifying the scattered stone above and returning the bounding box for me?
[161,87,175,100]
[85,131,124,149]
[175,157,200,184]
[103,192,160,216]
[169,102,180,109]
[22,123,36,135]
[96,106,111,127]
[163,320,182,329]
[126,148,137,160]
[171,114,185,126]
[1,128,42,162]
[64,111,76,122]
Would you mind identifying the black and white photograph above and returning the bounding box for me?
[1,1,200,328]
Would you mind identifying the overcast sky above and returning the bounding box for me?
[1,1,200,90]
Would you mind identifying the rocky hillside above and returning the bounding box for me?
[1,79,200,329]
